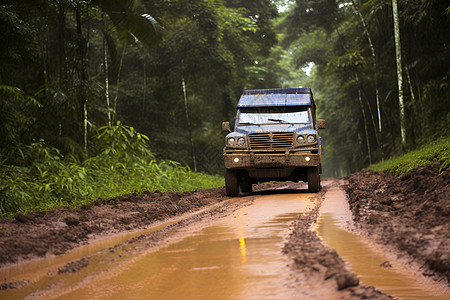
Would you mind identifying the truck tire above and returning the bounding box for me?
[240,181,252,193]
[225,169,239,197]
[307,166,320,192]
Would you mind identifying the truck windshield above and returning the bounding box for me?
[238,106,309,125]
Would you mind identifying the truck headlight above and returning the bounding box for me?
[307,135,316,143]
[227,137,235,146]
[237,137,245,146]
[297,135,305,144]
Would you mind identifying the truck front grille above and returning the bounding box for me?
[249,132,294,149]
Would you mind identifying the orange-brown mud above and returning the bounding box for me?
[0,187,228,267]
[0,164,448,299]
[0,183,284,268]
[282,185,391,299]
[345,163,449,286]
[1,182,392,300]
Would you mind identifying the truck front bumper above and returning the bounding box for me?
[224,152,321,169]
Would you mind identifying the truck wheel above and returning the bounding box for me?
[225,169,239,197]
[307,167,320,192]
[240,181,252,193]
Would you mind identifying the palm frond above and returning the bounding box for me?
[107,12,163,47]
[94,0,163,47]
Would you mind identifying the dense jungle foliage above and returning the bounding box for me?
[1,0,449,214]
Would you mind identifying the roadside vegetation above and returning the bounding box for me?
[368,136,450,176]
[0,122,223,216]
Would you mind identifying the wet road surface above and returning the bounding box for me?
[58,192,315,299]
[316,186,450,300]
[1,183,448,299]
[1,188,316,299]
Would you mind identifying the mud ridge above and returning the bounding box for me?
[283,187,392,299]
[0,182,287,268]
[57,257,90,274]
[1,196,256,291]
[0,187,228,267]
[103,196,255,255]
[345,162,449,286]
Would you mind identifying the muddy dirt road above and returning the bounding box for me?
[1,178,448,299]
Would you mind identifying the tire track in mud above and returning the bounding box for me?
[0,183,287,268]
[1,197,256,295]
[97,196,256,256]
[283,184,392,299]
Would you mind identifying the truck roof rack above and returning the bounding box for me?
[238,88,315,108]
[242,88,312,95]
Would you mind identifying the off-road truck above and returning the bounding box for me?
[222,88,325,196]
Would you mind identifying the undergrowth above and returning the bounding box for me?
[0,122,224,216]
[369,136,450,176]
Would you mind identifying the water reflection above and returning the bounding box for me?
[316,210,449,299]
[239,238,248,264]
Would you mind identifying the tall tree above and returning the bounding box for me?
[351,0,382,135]
[392,0,406,150]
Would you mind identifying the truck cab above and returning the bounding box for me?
[222,88,325,196]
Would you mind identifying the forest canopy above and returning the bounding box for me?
[1,0,449,213]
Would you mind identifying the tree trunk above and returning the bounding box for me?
[83,102,88,154]
[181,73,197,172]
[102,13,112,127]
[351,0,382,134]
[356,72,372,165]
[405,63,420,142]
[57,1,67,144]
[333,20,374,164]
[57,1,66,83]
[142,56,146,121]
[361,90,381,149]
[76,4,88,154]
[392,0,406,150]
[113,46,126,124]
[351,0,384,159]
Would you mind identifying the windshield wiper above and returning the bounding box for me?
[238,122,260,126]
[268,118,288,123]
[268,118,295,126]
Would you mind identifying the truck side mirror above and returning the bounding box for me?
[317,119,326,129]
[222,121,231,133]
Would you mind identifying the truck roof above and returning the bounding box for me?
[237,88,314,108]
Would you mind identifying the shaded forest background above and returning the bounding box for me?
[1,0,449,213]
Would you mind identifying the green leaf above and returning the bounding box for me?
[105,11,163,47]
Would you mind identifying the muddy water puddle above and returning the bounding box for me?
[317,186,450,299]
[0,213,191,293]
[1,191,316,299]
